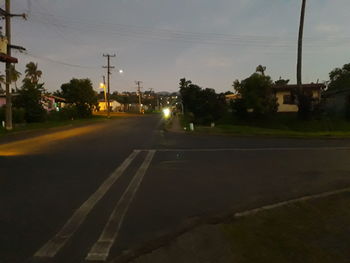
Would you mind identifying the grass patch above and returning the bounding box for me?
[222,192,350,263]
[185,113,350,138]
[196,125,350,138]
[0,115,111,137]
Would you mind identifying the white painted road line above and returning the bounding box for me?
[235,187,350,218]
[34,150,141,258]
[136,147,350,152]
[86,150,156,261]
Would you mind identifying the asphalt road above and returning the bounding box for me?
[1,114,350,263]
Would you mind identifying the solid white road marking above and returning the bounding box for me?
[34,150,141,258]
[136,146,350,152]
[86,150,156,261]
[235,187,350,217]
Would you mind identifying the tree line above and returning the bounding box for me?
[179,61,350,125]
[0,62,98,124]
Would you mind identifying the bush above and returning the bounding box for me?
[180,81,226,125]
[47,106,79,121]
[230,98,248,120]
[13,108,26,123]
[0,106,26,124]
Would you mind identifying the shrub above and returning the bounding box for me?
[47,106,79,121]
[0,106,26,124]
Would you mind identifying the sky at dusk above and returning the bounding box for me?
[1,0,350,94]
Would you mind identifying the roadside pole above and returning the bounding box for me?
[135,81,143,114]
[2,1,26,130]
[103,54,116,118]
[5,0,12,130]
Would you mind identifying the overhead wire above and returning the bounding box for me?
[27,10,350,49]
[21,51,99,69]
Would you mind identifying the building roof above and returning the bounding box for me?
[273,83,325,92]
[42,94,66,102]
[225,93,241,100]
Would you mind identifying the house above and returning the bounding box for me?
[0,93,65,111]
[273,84,325,112]
[0,93,19,108]
[225,93,241,103]
[41,94,66,111]
[98,99,123,112]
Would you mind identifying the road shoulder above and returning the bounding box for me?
[112,188,350,263]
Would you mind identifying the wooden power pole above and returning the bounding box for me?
[135,81,143,113]
[5,0,12,130]
[1,1,26,130]
[103,54,115,118]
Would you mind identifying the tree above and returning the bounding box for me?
[275,77,290,86]
[59,78,98,118]
[25,62,42,84]
[8,65,22,91]
[179,78,192,89]
[328,63,350,91]
[179,79,226,124]
[233,72,277,117]
[256,65,266,76]
[14,78,46,123]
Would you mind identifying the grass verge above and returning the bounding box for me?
[0,115,112,137]
[195,125,350,138]
[180,113,350,138]
[222,192,350,263]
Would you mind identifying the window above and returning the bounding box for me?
[283,95,295,105]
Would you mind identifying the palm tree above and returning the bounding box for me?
[179,78,192,89]
[8,65,21,91]
[297,0,307,118]
[25,62,42,84]
[256,65,266,76]
[297,0,306,89]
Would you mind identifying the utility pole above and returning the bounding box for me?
[5,0,12,130]
[103,53,115,118]
[135,81,143,113]
[102,75,107,113]
[2,1,26,130]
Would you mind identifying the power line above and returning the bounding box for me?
[26,11,350,49]
[22,51,99,69]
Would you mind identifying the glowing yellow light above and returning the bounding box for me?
[163,108,171,119]
[100,83,105,89]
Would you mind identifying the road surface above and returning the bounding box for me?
[1,114,350,263]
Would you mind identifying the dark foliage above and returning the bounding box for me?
[58,78,98,118]
[179,78,226,125]
[233,73,278,118]
[14,79,47,123]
